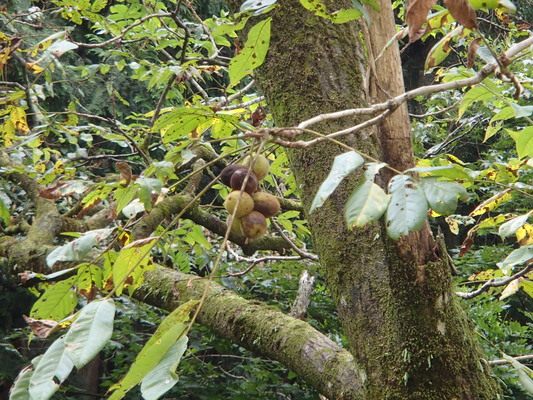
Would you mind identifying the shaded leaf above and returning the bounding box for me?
[140,336,189,400]
[28,337,74,400]
[385,175,428,240]
[9,365,34,400]
[345,180,390,229]
[64,299,115,369]
[425,26,464,69]
[310,151,364,213]
[503,354,533,395]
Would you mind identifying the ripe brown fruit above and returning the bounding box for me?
[240,211,268,240]
[241,154,270,180]
[223,191,254,217]
[252,192,280,218]
[230,168,258,194]
[220,164,248,187]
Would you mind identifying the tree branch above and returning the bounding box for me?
[135,265,364,400]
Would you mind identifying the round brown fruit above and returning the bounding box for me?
[230,168,258,194]
[240,211,268,240]
[252,192,280,218]
[241,154,270,180]
[220,164,248,187]
[223,191,254,217]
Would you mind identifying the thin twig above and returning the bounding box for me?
[455,263,532,299]
[270,219,319,261]
[489,354,533,366]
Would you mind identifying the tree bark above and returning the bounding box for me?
[238,0,502,398]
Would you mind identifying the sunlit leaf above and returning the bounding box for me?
[140,336,188,400]
[385,175,428,240]
[507,127,533,159]
[310,151,364,213]
[28,337,74,400]
[503,354,533,395]
[299,0,362,23]
[497,245,533,274]
[345,180,390,229]
[30,276,78,321]
[499,212,531,239]
[64,299,115,369]
[469,189,512,217]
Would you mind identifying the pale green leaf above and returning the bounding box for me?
[108,301,198,400]
[345,180,390,228]
[425,26,462,70]
[458,83,493,117]
[153,107,215,143]
[137,177,162,212]
[64,299,115,369]
[91,0,108,12]
[9,366,34,400]
[499,212,531,239]
[503,354,533,395]
[229,18,271,86]
[406,165,472,180]
[115,185,139,216]
[240,0,277,14]
[510,103,533,118]
[309,151,364,213]
[28,337,74,400]
[140,336,188,400]
[385,175,428,240]
[497,245,533,274]
[419,178,467,215]
[507,127,533,159]
[30,277,78,321]
[364,162,388,181]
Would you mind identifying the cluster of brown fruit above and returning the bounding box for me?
[221,155,280,240]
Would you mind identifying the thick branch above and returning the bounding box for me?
[135,265,363,400]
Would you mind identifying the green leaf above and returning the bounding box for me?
[507,127,533,159]
[419,178,467,215]
[503,354,533,395]
[229,18,271,86]
[458,83,493,117]
[497,245,533,274]
[140,336,188,400]
[309,151,364,213]
[137,177,162,212]
[425,26,462,70]
[9,365,34,400]
[108,301,198,400]
[64,299,115,369]
[499,212,531,239]
[154,107,215,143]
[345,180,390,229]
[30,276,78,321]
[46,228,115,267]
[385,175,428,240]
[406,165,472,180]
[112,237,157,296]
[299,0,362,23]
[115,185,138,216]
[510,103,533,118]
[28,337,74,400]
[0,196,10,225]
[240,0,277,14]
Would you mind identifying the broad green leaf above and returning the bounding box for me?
[28,337,74,400]
[499,213,531,239]
[419,178,467,215]
[9,365,34,400]
[299,0,362,23]
[458,83,493,117]
[309,151,364,213]
[385,175,428,240]
[115,185,138,216]
[228,18,271,86]
[154,107,215,143]
[521,280,533,298]
[345,180,390,228]
[510,103,533,118]
[64,299,115,369]
[108,301,198,400]
[425,26,463,70]
[468,0,516,11]
[46,228,114,267]
[112,237,157,296]
[497,245,533,274]
[507,127,533,159]
[484,120,503,142]
[140,336,189,400]
[91,0,108,12]
[406,165,472,180]
[76,264,103,295]
[30,276,78,321]
[0,196,10,225]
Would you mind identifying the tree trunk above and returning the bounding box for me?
[240,0,502,398]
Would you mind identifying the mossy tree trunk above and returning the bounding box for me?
[233,0,502,398]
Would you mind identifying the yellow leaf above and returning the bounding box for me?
[26,62,45,74]
[469,189,512,217]
[10,107,30,135]
[517,223,533,245]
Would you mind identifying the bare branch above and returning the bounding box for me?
[455,263,532,299]
[489,354,533,366]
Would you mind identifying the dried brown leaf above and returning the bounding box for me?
[406,0,438,42]
[467,37,481,68]
[443,0,478,29]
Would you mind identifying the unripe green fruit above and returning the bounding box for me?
[252,192,280,218]
[224,191,254,217]
[228,216,243,236]
[220,164,248,187]
[240,211,268,240]
[241,154,270,180]
[230,168,258,194]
